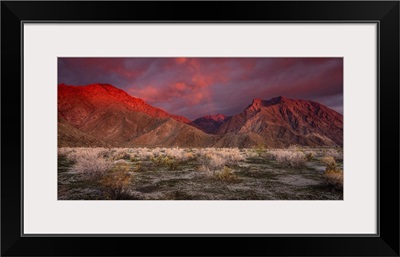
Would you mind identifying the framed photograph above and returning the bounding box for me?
[2,1,399,256]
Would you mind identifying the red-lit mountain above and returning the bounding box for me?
[193,114,232,134]
[58,83,343,148]
[58,83,191,125]
[214,96,343,147]
[58,83,214,147]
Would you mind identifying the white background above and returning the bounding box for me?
[24,24,377,234]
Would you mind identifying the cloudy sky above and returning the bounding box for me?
[58,57,343,120]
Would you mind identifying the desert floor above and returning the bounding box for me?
[58,147,343,200]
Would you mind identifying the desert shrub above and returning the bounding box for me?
[324,170,343,190]
[151,155,165,166]
[321,155,343,190]
[73,149,113,179]
[321,156,336,167]
[197,150,226,173]
[165,147,192,163]
[272,150,305,167]
[209,155,227,169]
[197,148,243,168]
[164,157,180,170]
[215,166,238,181]
[221,148,244,165]
[151,155,180,170]
[100,162,133,199]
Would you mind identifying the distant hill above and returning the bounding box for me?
[193,114,232,134]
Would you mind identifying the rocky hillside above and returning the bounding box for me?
[58,84,212,147]
[216,97,343,147]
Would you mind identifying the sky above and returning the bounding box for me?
[58,58,343,120]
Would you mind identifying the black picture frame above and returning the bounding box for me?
[1,1,399,256]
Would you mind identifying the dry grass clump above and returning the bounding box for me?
[324,170,343,190]
[100,162,133,199]
[208,155,227,169]
[322,156,343,190]
[321,156,336,167]
[150,155,181,170]
[164,157,180,170]
[197,152,226,172]
[272,150,305,167]
[215,166,238,181]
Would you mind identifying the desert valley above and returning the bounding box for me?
[58,83,343,200]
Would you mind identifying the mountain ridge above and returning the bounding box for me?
[58,83,343,148]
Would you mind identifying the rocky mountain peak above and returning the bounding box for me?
[202,114,228,122]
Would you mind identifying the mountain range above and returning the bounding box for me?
[58,83,343,148]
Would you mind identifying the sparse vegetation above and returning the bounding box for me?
[325,149,343,161]
[321,155,343,190]
[272,150,306,167]
[71,148,113,179]
[324,169,343,190]
[58,146,343,200]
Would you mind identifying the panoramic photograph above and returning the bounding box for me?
[58,57,343,200]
